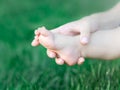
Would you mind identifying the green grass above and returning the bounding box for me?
[0,0,120,90]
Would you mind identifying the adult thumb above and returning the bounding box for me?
[80,29,91,45]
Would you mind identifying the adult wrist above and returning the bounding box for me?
[78,15,99,32]
[88,14,100,31]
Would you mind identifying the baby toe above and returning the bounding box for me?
[34,30,40,35]
[40,27,51,37]
[34,35,39,40]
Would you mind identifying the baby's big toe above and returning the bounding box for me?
[39,27,51,37]
[39,30,56,50]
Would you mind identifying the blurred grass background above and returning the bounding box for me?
[0,0,120,90]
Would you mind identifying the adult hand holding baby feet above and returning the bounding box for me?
[32,2,120,65]
[32,27,85,66]
[31,16,97,65]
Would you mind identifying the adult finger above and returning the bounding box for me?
[55,58,65,65]
[47,49,56,58]
[80,29,91,45]
[51,22,80,35]
[77,57,85,65]
[31,39,40,46]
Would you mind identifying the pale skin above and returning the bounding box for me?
[32,27,85,65]
[32,2,120,65]
[32,27,120,66]
[37,28,84,66]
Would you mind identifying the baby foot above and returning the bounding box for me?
[31,27,43,46]
[38,28,84,66]
[32,27,57,60]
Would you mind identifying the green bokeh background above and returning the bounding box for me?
[0,0,120,90]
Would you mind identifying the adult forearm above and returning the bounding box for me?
[90,2,120,30]
[81,27,120,60]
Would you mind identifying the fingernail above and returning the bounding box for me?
[78,58,85,65]
[49,53,55,58]
[81,37,88,44]
[58,59,64,65]
[80,58,85,62]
